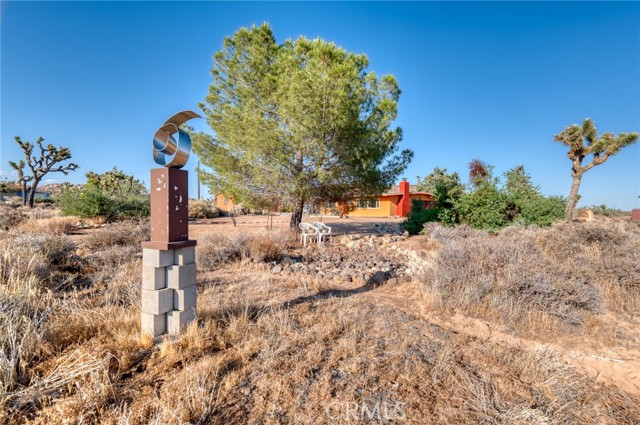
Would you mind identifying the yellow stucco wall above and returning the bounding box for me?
[346,197,398,217]
[215,194,235,212]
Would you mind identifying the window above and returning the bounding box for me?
[417,200,436,209]
[357,198,380,209]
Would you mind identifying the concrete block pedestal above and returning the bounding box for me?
[140,245,197,338]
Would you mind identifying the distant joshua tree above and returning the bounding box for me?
[9,136,78,207]
[554,119,637,219]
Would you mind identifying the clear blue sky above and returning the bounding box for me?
[2,1,639,209]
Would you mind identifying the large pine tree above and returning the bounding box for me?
[193,24,412,228]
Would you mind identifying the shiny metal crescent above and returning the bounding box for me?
[152,110,202,169]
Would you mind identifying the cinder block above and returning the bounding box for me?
[141,312,166,337]
[174,246,196,265]
[143,248,174,268]
[167,308,196,335]
[174,284,197,311]
[167,263,197,289]
[141,288,174,314]
[142,266,166,290]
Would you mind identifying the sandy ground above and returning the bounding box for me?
[189,215,405,239]
[190,217,640,397]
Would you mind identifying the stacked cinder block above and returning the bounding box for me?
[141,246,197,337]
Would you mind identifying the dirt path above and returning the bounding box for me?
[355,273,640,397]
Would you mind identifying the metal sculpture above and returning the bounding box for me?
[152,110,202,169]
[142,111,201,340]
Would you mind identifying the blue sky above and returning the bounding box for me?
[1,1,639,209]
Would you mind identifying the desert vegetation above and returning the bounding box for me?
[419,219,639,333]
[1,204,638,423]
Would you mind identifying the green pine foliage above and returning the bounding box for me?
[193,23,413,228]
[56,168,149,221]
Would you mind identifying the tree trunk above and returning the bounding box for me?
[290,197,305,229]
[20,181,27,206]
[565,172,582,220]
[27,179,39,208]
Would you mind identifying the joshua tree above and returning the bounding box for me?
[10,136,78,207]
[554,119,638,219]
[8,159,32,206]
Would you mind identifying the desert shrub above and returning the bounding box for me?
[2,233,82,293]
[230,204,250,216]
[86,221,150,250]
[245,231,293,263]
[56,169,150,221]
[188,200,220,219]
[16,216,77,235]
[197,233,248,269]
[57,185,150,221]
[414,164,566,232]
[197,231,293,269]
[537,220,640,294]
[422,224,602,328]
[422,220,640,329]
[0,206,25,231]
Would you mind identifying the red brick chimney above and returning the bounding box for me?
[398,178,411,216]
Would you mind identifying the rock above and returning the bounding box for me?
[271,265,283,274]
[340,268,355,277]
[372,271,386,284]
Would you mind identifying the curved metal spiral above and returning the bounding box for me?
[152,110,202,168]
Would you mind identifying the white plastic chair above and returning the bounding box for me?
[312,222,332,244]
[299,223,317,247]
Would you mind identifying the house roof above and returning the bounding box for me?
[380,184,434,197]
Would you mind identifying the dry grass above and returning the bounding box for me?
[1,211,639,423]
[15,216,78,235]
[0,206,26,231]
[420,219,640,333]
[86,221,150,250]
[197,230,296,270]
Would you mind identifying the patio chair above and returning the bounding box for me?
[312,222,332,244]
[299,222,318,247]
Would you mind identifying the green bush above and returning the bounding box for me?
[188,199,220,219]
[56,169,149,221]
[456,180,510,232]
[513,195,565,226]
[401,200,442,235]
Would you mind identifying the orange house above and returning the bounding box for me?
[324,179,436,218]
[214,193,236,213]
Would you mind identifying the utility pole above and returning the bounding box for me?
[197,161,201,200]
